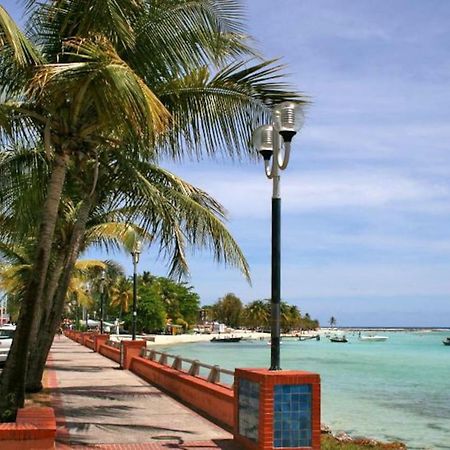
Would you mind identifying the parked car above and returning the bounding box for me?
[0,324,15,364]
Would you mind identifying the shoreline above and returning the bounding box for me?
[109,327,450,347]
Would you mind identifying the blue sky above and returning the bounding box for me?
[3,1,450,326]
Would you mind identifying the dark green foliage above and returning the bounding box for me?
[127,282,167,333]
[212,292,243,328]
[124,272,200,332]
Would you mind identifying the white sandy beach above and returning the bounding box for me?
[108,329,325,346]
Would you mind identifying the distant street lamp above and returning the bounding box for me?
[84,282,91,329]
[131,240,142,340]
[100,269,106,334]
[253,101,304,370]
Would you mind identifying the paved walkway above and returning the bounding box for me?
[46,336,237,450]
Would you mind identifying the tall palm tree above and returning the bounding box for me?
[244,300,270,330]
[0,146,255,392]
[109,276,133,316]
[0,0,305,419]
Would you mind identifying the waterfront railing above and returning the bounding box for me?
[141,348,235,388]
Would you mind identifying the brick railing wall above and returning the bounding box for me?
[129,355,234,430]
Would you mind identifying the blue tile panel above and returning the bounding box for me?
[238,379,260,443]
[273,384,312,448]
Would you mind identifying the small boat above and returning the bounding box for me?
[298,334,320,341]
[359,335,389,342]
[210,336,242,343]
[443,337,450,346]
[329,335,348,343]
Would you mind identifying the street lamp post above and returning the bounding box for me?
[100,270,106,334]
[253,101,304,370]
[130,240,142,340]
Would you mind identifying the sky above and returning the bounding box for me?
[3,0,450,326]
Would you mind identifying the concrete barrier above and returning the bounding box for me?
[129,355,234,430]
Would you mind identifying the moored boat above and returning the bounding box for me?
[359,335,389,342]
[210,336,242,343]
[443,337,450,346]
[329,335,348,343]
[298,334,320,341]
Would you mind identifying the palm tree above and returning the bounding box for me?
[282,304,301,332]
[244,300,270,330]
[109,276,133,316]
[0,0,305,419]
[0,142,255,393]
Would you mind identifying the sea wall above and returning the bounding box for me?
[129,355,234,429]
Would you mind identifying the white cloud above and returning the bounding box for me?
[182,168,449,219]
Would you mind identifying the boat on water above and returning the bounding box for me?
[329,335,348,343]
[443,337,450,346]
[298,334,320,341]
[210,336,242,343]
[359,334,389,342]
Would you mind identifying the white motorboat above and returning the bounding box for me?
[358,334,388,342]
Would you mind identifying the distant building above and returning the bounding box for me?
[212,322,226,333]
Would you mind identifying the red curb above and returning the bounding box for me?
[46,352,72,446]
[67,441,240,450]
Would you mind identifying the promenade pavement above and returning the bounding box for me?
[46,336,237,450]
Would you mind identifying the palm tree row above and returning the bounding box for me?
[0,0,305,421]
[209,298,319,332]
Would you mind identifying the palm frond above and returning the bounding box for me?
[0,5,42,67]
[127,0,252,83]
[157,59,307,159]
[29,36,170,140]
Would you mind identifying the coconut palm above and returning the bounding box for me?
[0,146,256,392]
[244,300,270,330]
[109,276,133,316]
[0,0,305,419]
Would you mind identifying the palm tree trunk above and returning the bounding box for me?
[25,197,93,393]
[0,151,68,422]
[25,249,66,393]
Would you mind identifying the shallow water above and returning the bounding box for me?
[160,331,450,450]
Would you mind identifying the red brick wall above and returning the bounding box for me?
[85,337,95,349]
[98,343,121,363]
[129,356,234,430]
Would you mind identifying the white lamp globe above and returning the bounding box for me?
[253,125,274,160]
[273,101,304,142]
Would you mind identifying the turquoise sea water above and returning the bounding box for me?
[159,331,450,450]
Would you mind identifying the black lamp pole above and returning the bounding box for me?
[100,270,106,334]
[131,241,141,341]
[271,195,281,370]
[252,102,303,371]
